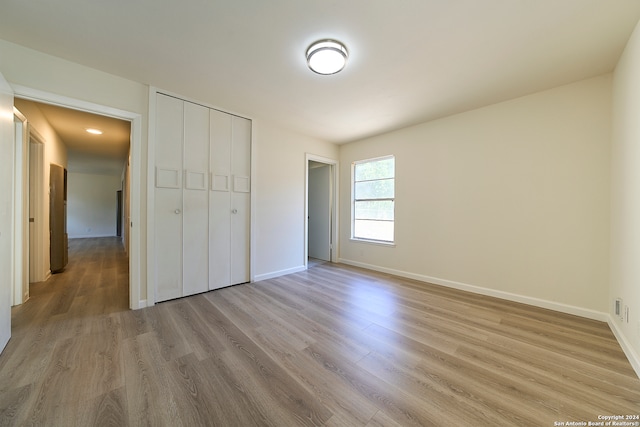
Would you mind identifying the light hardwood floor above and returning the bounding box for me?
[0,237,638,426]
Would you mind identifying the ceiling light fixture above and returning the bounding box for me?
[86,128,103,135]
[306,39,348,75]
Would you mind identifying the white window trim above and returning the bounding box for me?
[351,155,395,244]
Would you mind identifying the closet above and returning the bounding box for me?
[154,93,251,302]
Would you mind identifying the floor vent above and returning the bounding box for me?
[615,298,623,319]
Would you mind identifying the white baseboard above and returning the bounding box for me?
[136,299,148,309]
[608,316,640,379]
[254,265,307,282]
[338,258,640,378]
[338,258,608,322]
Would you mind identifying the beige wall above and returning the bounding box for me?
[611,19,640,368]
[67,172,122,238]
[253,119,338,279]
[339,75,612,316]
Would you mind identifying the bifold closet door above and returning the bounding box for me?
[230,116,251,285]
[209,111,251,290]
[182,102,210,296]
[154,94,183,302]
[209,110,232,290]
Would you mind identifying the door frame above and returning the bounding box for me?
[304,153,339,268]
[11,108,44,305]
[28,130,46,284]
[11,84,144,310]
[12,108,28,306]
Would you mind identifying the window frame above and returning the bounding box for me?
[351,155,395,245]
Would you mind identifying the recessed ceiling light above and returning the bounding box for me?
[86,128,103,135]
[306,39,348,75]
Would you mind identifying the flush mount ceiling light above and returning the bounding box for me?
[306,39,348,75]
[86,128,103,135]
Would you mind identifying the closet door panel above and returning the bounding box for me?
[183,190,208,295]
[210,110,232,186]
[155,94,184,302]
[155,189,182,301]
[156,95,183,172]
[230,192,250,284]
[209,109,232,290]
[183,102,210,296]
[231,116,251,285]
[184,102,210,176]
[232,116,251,179]
[210,192,231,289]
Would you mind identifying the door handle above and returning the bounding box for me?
[174,209,181,214]
[231,209,238,214]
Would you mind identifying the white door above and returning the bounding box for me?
[182,102,209,296]
[209,112,251,289]
[0,71,15,353]
[154,94,183,302]
[308,164,331,261]
[29,140,45,283]
[155,94,251,297]
[209,109,232,290]
[230,116,251,285]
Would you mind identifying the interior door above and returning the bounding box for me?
[182,101,209,296]
[230,116,251,285]
[154,94,184,302]
[308,163,331,261]
[0,71,15,353]
[49,164,67,273]
[209,109,232,290]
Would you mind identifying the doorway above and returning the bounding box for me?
[11,86,143,309]
[305,154,338,268]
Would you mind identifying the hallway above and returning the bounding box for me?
[0,237,129,425]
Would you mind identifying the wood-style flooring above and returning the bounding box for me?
[0,237,638,426]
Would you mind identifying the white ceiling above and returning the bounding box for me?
[15,99,130,175]
[2,1,640,144]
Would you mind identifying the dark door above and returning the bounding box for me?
[50,164,68,273]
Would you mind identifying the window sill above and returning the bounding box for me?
[350,238,396,248]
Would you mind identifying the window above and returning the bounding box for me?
[352,156,395,243]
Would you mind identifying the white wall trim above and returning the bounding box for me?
[12,108,27,307]
[12,84,144,310]
[338,257,609,322]
[254,265,306,282]
[305,153,339,267]
[608,316,640,379]
[146,88,157,306]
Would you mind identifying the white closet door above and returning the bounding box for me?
[183,101,210,296]
[230,116,251,285]
[209,109,232,290]
[155,94,183,302]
